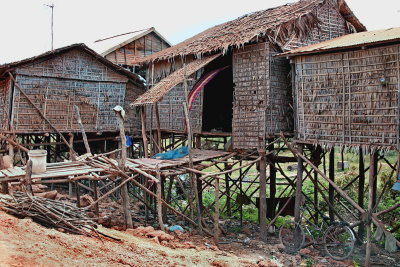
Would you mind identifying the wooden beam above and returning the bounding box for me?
[294,144,304,223]
[140,107,149,158]
[365,152,376,267]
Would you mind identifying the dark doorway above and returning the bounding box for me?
[201,53,234,133]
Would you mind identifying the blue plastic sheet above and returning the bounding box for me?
[153,146,188,160]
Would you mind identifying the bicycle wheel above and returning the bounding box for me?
[279,221,305,253]
[323,224,355,261]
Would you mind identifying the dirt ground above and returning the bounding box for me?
[0,205,399,267]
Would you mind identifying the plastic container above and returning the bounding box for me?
[28,150,47,174]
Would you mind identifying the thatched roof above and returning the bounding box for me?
[131,54,220,106]
[0,43,144,87]
[138,0,365,64]
[279,27,400,57]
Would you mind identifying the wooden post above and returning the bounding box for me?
[269,139,276,219]
[182,64,203,236]
[365,152,376,267]
[214,176,219,246]
[25,159,33,195]
[313,170,318,222]
[155,104,162,153]
[294,144,304,223]
[358,149,365,241]
[74,105,91,154]
[114,106,133,229]
[156,166,164,231]
[329,148,335,220]
[0,155,9,194]
[93,180,99,216]
[68,133,75,197]
[75,181,81,208]
[372,151,378,209]
[140,106,149,158]
[259,150,267,240]
[224,163,231,216]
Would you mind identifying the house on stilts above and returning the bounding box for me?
[132,0,365,151]
[0,43,144,158]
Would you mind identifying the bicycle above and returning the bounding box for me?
[279,207,355,261]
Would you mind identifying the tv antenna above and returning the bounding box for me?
[44,3,55,50]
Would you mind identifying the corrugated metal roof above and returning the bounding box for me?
[90,27,172,57]
[131,54,220,106]
[280,27,400,57]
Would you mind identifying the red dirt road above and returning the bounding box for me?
[0,210,255,267]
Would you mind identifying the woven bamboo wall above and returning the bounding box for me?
[9,49,138,134]
[295,44,400,150]
[268,47,293,133]
[232,42,269,149]
[146,72,201,133]
[284,0,350,51]
[0,78,11,131]
[105,32,170,66]
[125,82,145,133]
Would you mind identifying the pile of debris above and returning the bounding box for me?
[0,191,97,237]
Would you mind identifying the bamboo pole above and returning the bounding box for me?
[0,134,29,153]
[358,149,366,240]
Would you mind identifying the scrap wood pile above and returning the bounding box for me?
[0,191,97,237]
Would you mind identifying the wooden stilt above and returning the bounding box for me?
[269,139,276,219]
[358,149,366,241]
[294,144,304,223]
[214,176,219,246]
[259,150,267,240]
[329,148,335,220]
[156,166,164,231]
[0,155,9,194]
[140,106,149,158]
[75,181,81,208]
[74,105,91,154]
[313,170,318,222]
[372,151,378,208]
[115,106,133,229]
[365,152,376,267]
[25,159,33,195]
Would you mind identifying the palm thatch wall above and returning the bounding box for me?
[294,43,400,150]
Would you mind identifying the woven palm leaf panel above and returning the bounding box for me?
[284,0,351,51]
[232,42,269,150]
[0,78,11,131]
[295,43,400,150]
[11,50,129,133]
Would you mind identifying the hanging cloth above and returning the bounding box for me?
[187,66,229,111]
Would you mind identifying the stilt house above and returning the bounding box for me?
[0,44,144,135]
[92,27,171,73]
[280,27,400,151]
[132,0,365,150]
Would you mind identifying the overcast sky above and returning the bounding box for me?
[1,0,399,64]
